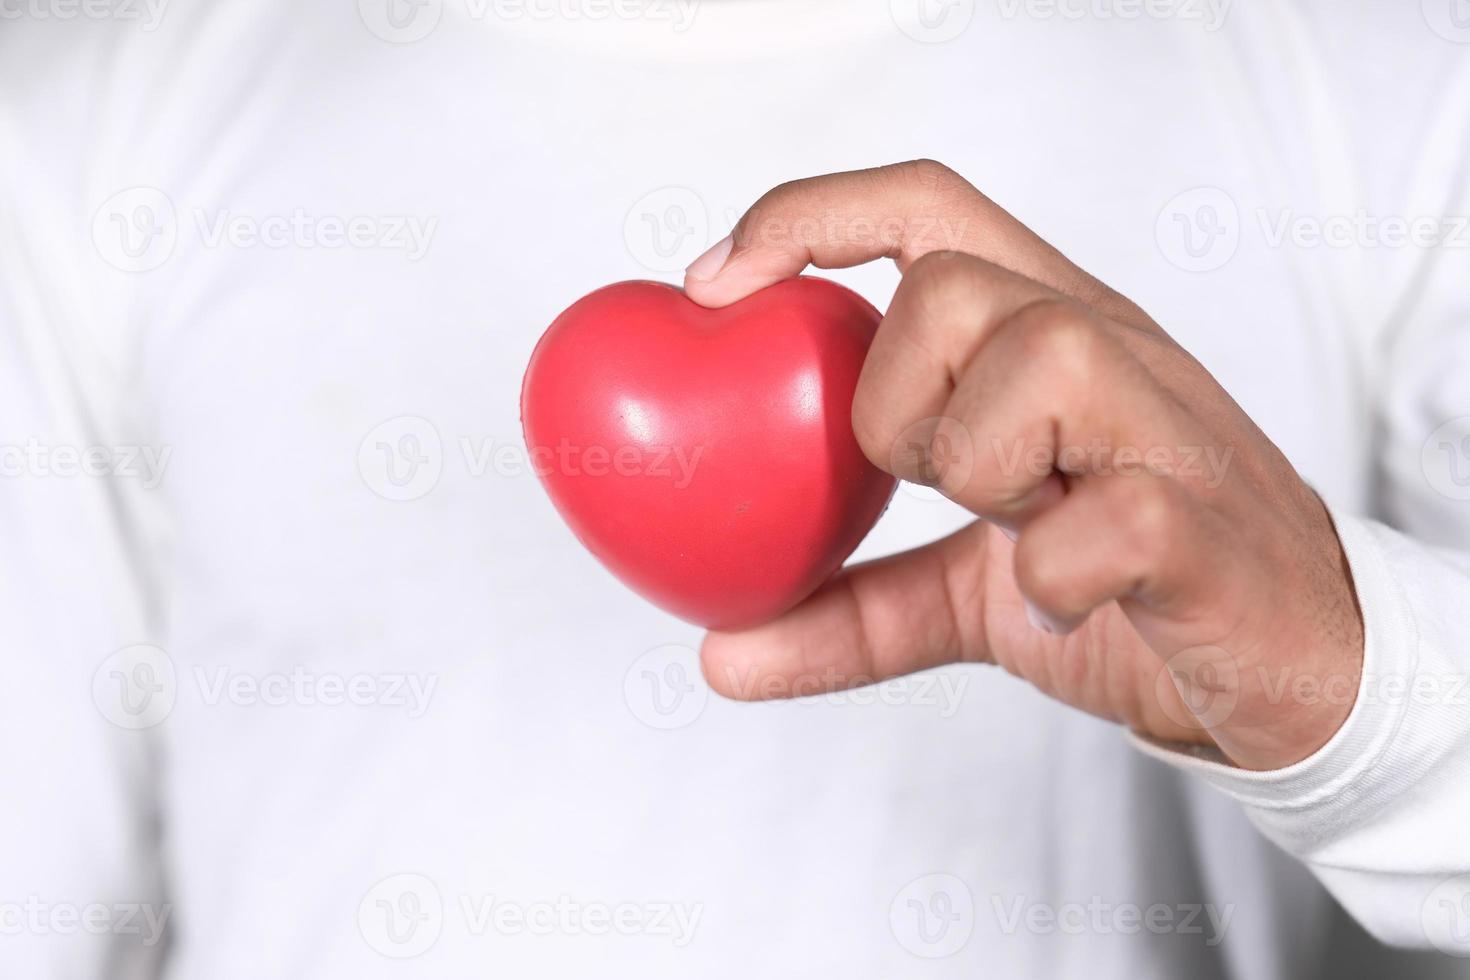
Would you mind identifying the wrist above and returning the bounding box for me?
[1208,513,1366,770]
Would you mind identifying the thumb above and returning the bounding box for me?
[700,520,993,701]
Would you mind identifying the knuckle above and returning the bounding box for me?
[1118,479,1180,560]
[884,160,978,253]
[1013,538,1070,608]
[896,158,963,193]
[902,249,975,308]
[1015,301,1099,379]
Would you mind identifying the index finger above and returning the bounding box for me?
[682,159,1150,328]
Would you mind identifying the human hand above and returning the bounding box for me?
[684,160,1364,771]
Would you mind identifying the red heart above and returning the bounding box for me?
[521,277,897,630]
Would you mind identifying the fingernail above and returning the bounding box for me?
[1023,599,1070,635]
[685,235,733,284]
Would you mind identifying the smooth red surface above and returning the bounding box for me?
[521,277,897,630]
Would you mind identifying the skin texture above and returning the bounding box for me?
[684,160,1364,772]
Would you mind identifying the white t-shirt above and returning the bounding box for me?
[2,1,1470,977]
